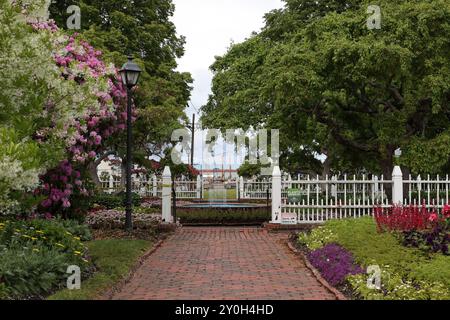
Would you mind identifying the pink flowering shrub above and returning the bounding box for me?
[32,21,135,218]
[85,209,161,230]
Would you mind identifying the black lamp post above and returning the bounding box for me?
[119,56,141,231]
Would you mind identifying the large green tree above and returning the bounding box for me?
[50,0,192,184]
[201,0,450,178]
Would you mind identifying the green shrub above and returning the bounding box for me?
[91,192,141,209]
[57,218,92,241]
[0,219,92,299]
[0,247,68,299]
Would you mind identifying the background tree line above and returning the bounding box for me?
[202,0,450,178]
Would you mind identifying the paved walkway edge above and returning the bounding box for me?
[101,238,166,300]
[286,241,347,300]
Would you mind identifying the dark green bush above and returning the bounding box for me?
[91,192,141,209]
[177,209,270,224]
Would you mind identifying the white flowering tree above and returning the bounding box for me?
[0,0,106,214]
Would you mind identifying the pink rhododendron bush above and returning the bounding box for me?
[33,23,134,219]
[0,0,131,218]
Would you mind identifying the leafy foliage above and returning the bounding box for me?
[298,226,338,250]
[0,0,101,215]
[90,192,141,210]
[0,218,91,299]
[49,0,193,169]
[48,239,152,300]
[202,0,450,176]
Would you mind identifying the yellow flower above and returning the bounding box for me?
[31,237,37,241]
[22,234,31,238]
[82,259,89,263]
[74,251,81,255]
[56,243,65,248]
[74,236,81,241]
[35,230,44,234]
[15,229,21,232]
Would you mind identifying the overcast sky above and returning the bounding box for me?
[171,0,285,169]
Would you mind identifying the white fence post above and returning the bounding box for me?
[162,166,172,223]
[239,176,244,199]
[331,175,337,198]
[235,177,239,200]
[272,166,282,223]
[152,174,157,197]
[196,175,202,199]
[108,174,114,194]
[392,166,403,205]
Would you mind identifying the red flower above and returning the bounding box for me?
[374,204,433,232]
[429,213,438,222]
[443,204,450,218]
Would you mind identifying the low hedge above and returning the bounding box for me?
[91,192,141,210]
[176,208,271,224]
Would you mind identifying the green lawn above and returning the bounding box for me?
[203,189,237,200]
[48,239,152,300]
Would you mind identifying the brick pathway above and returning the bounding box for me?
[112,227,336,300]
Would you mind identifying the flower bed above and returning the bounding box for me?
[307,243,364,286]
[85,209,161,230]
[297,209,450,300]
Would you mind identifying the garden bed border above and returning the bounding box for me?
[286,240,347,300]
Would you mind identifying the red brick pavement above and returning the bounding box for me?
[112,227,336,300]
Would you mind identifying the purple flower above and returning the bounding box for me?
[94,135,102,145]
[62,198,71,208]
[41,199,52,208]
[307,244,364,286]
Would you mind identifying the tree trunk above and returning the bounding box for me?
[88,150,117,189]
[380,150,394,201]
[321,152,332,179]
[88,162,101,188]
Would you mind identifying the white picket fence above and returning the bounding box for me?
[99,165,450,225]
[272,166,450,224]
[279,175,392,224]
[99,174,202,199]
